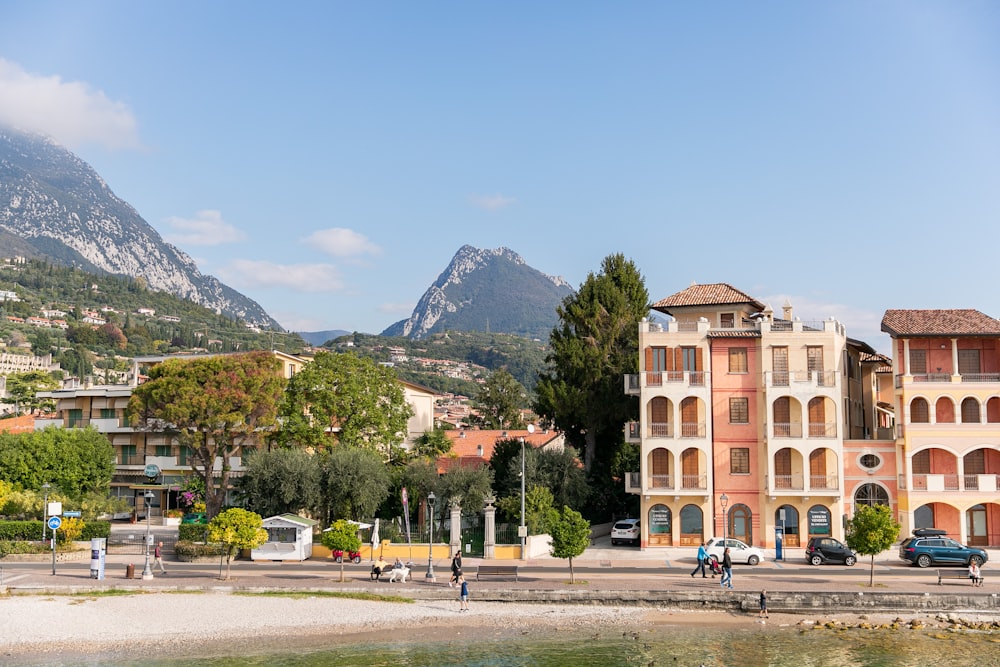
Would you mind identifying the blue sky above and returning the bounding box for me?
[1,2,999,352]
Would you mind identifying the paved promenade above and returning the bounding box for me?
[2,539,997,614]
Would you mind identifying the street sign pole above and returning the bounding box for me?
[47,516,62,576]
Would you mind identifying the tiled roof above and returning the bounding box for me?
[438,429,558,474]
[880,309,1000,337]
[0,414,37,433]
[651,283,764,313]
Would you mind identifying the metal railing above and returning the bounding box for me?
[807,422,837,438]
[809,474,839,490]
[680,422,706,438]
[680,473,707,489]
[649,474,673,489]
[773,423,803,438]
[649,422,673,438]
[772,474,804,490]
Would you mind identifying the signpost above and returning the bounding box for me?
[47,515,61,576]
[64,510,81,518]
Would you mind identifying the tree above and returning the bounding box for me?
[279,351,413,457]
[238,448,321,518]
[535,253,649,517]
[410,427,453,461]
[475,368,526,429]
[845,503,901,587]
[321,519,363,582]
[436,464,494,516]
[127,351,286,519]
[207,508,268,580]
[5,370,59,415]
[317,445,391,526]
[548,505,591,583]
[0,427,115,499]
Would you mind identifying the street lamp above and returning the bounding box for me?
[41,483,51,543]
[719,493,729,540]
[519,424,535,560]
[425,492,436,582]
[141,489,155,580]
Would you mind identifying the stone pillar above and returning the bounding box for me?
[449,498,462,557]
[483,495,496,560]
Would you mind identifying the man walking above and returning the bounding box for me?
[153,541,167,575]
[690,542,708,578]
[720,547,733,589]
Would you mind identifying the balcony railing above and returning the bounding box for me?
[896,372,1000,385]
[772,474,804,490]
[680,422,706,438]
[807,422,837,438]
[649,422,673,438]
[625,421,640,442]
[809,474,839,490]
[681,473,707,490]
[773,423,803,438]
[911,474,960,491]
[650,474,673,490]
[767,370,836,388]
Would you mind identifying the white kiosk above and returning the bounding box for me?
[251,514,318,561]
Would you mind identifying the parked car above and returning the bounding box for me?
[705,537,764,565]
[899,530,988,568]
[805,537,857,566]
[611,519,641,546]
[181,512,207,524]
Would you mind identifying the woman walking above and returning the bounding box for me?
[720,547,733,589]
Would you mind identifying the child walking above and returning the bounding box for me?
[458,575,470,612]
[759,589,769,618]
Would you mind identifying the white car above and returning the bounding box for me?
[705,537,765,565]
[610,519,640,546]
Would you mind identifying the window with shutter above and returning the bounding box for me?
[909,348,927,374]
[730,448,750,474]
[958,349,980,375]
[807,346,823,372]
[912,450,930,474]
[729,397,749,424]
[772,347,788,385]
[729,348,748,373]
[961,398,981,424]
[910,398,929,423]
[720,313,735,328]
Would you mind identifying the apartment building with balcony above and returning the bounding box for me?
[881,309,1000,547]
[625,283,892,550]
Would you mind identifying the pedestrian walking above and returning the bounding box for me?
[458,575,470,611]
[153,541,167,575]
[690,542,708,578]
[759,589,769,618]
[449,551,463,587]
[720,547,733,589]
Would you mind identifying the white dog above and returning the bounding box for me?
[387,566,410,583]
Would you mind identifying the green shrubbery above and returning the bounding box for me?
[0,519,110,544]
[174,540,226,558]
[178,524,209,542]
[0,540,51,557]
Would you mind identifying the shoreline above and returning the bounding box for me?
[2,591,998,663]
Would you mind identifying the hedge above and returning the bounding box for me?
[174,540,226,558]
[0,520,110,543]
[178,524,210,542]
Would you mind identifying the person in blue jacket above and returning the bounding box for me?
[458,576,470,611]
[690,542,708,578]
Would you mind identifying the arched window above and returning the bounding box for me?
[679,504,703,545]
[854,483,889,507]
[647,504,672,546]
[914,504,934,530]
[961,398,981,424]
[910,398,929,423]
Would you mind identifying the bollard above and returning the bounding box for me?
[126,563,135,579]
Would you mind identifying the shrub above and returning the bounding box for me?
[0,540,50,557]
[0,521,44,541]
[174,540,226,558]
[178,524,209,542]
[80,521,111,540]
[60,517,85,542]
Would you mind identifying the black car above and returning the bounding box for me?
[805,537,857,566]
[899,529,988,568]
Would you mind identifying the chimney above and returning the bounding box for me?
[477,445,483,456]
[782,300,793,321]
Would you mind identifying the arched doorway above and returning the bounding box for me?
[967,504,987,546]
[679,505,703,546]
[776,505,800,547]
[914,504,935,529]
[729,504,752,544]
[647,504,672,546]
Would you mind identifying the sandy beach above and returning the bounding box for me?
[4,590,994,664]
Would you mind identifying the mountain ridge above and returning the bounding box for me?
[0,125,281,329]
[381,245,574,340]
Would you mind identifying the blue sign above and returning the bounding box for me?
[64,510,82,518]
[47,516,62,530]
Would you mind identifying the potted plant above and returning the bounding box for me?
[164,508,184,526]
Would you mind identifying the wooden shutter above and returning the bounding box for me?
[695,347,703,371]
[809,449,826,476]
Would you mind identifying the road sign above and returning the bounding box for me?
[63,511,82,518]
[47,516,62,531]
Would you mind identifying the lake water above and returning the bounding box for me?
[42,623,1000,667]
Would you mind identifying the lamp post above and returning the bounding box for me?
[425,492,436,582]
[519,424,535,560]
[141,489,154,580]
[41,482,51,543]
[719,493,729,540]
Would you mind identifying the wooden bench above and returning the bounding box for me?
[476,565,519,581]
[937,569,978,585]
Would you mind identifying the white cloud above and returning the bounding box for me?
[303,228,381,258]
[217,259,344,292]
[0,59,141,150]
[378,302,416,314]
[164,210,246,246]
[469,194,516,210]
